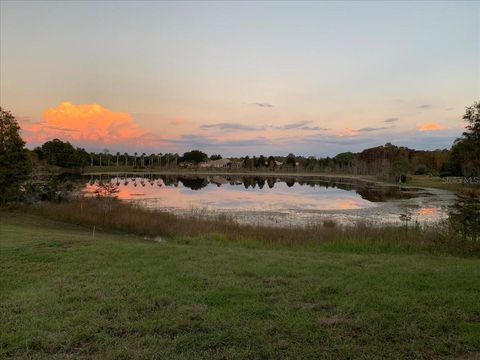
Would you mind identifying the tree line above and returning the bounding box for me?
[1,101,479,203]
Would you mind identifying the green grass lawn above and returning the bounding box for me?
[406,174,478,193]
[1,213,479,359]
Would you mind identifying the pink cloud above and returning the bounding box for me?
[340,128,360,137]
[24,101,149,146]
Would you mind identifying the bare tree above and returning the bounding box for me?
[94,180,120,218]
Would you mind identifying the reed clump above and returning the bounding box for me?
[30,197,479,257]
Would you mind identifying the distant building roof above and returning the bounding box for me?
[209,158,231,166]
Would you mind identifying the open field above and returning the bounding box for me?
[1,212,480,359]
[405,175,479,193]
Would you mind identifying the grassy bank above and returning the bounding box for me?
[1,212,480,359]
[405,175,478,193]
[28,198,480,257]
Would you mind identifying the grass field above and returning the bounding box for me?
[1,212,480,359]
[406,175,479,193]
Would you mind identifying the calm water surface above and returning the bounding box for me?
[82,174,456,226]
[85,175,379,211]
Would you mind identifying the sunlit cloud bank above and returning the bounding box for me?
[23,102,149,147]
[18,101,463,157]
[340,126,394,137]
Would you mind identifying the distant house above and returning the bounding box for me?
[230,161,242,169]
[179,161,195,168]
[200,158,233,169]
[209,158,232,168]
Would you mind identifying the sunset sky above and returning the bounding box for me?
[1,1,479,156]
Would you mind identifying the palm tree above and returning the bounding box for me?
[116,152,120,167]
[124,152,128,166]
[141,152,146,167]
[104,148,110,166]
[158,153,162,168]
[134,152,138,167]
[90,152,94,167]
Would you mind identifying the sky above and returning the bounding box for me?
[1,0,479,157]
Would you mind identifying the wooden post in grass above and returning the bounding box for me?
[92,225,96,239]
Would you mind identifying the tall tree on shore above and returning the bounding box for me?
[448,101,480,176]
[286,153,296,168]
[41,139,89,168]
[103,148,110,166]
[158,153,162,167]
[267,156,276,169]
[210,154,222,161]
[0,108,30,204]
[179,150,208,164]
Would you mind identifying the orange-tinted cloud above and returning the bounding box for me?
[416,123,446,132]
[340,128,359,137]
[25,101,148,145]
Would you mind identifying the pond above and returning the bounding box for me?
[81,174,457,227]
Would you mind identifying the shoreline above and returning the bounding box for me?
[81,169,477,194]
[83,169,383,184]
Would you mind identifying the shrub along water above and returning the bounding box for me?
[30,197,480,257]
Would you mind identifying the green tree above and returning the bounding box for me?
[285,153,296,168]
[0,108,30,203]
[267,156,276,169]
[334,152,355,170]
[180,150,208,164]
[210,154,222,161]
[257,155,266,168]
[41,139,88,168]
[448,101,480,177]
[390,157,409,182]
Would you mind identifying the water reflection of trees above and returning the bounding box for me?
[24,173,84,203]
[81,174,428,201]
[177,177,208,190]
[355,186,421,202]
[267,177,276,188]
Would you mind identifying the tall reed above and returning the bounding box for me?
[30,198,479,257]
